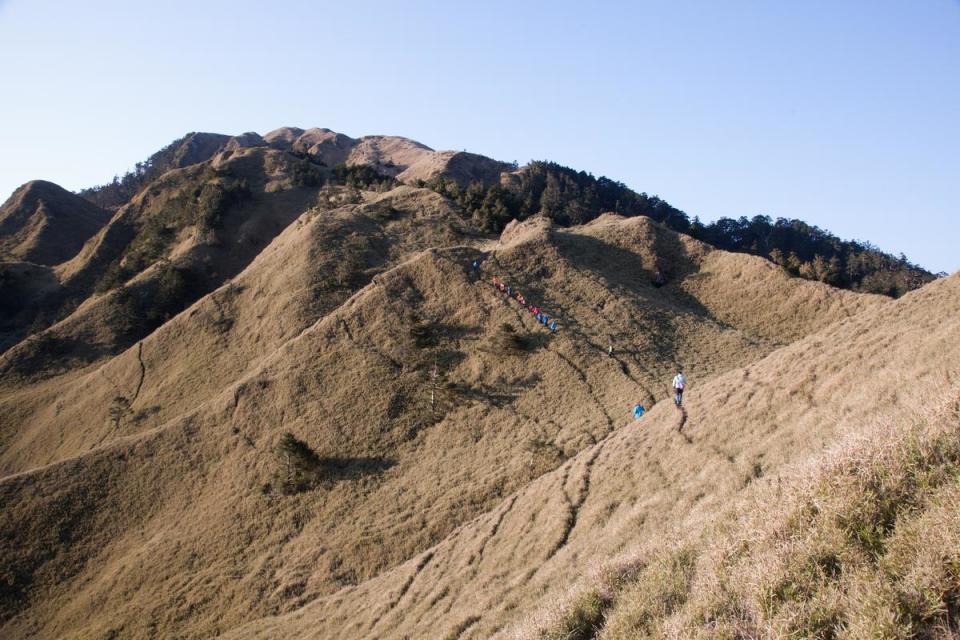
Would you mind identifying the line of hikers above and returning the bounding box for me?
[490,275,559,332]
[470,258,558,332]
[470,258,688,423]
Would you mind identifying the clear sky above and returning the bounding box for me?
[1,0,957,273]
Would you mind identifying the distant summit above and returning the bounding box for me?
[0,180,109,266]
[78,128,510,212]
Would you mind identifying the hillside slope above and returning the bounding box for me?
[216,274,960,640]
[0,126,946,640]
[0,145,328,382]
[579,384,960,640]
[0,186,468,472]
[0,203,882,639]
[0,129,517,365]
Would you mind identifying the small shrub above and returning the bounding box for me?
[525,436,566,464]
[362,202,398,222]
[490,325,531,354]
[410,322,440,348]
[275,432,323,494]
[443,615,481,640]
[131,405,161,424]
[108,395,131,428]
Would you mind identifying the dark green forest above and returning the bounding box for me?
[691,215,935,296]
[424,161,935,297]
[423,161,690,233]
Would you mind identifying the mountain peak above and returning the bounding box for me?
[0,179,110,266]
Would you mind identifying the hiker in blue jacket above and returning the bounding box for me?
[633,403,645,419]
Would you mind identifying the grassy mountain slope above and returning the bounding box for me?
[0,186,467,473]
[0,202,879,639]
[585,389,960,640]
[0,128,949,640]
[0,146,329,382]
[219,273,959,640]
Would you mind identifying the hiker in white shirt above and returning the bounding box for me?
[672,369,686,408]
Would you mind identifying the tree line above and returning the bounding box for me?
[423,161,935,297]
[422,161,689,234]
[690,215,936,297]
[78,133,204,210]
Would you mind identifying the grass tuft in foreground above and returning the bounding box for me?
[515,388,960,640]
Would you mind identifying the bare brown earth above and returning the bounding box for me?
[0,128,953,640]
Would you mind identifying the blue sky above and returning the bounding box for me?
[1,0,957,273]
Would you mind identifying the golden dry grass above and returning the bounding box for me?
[532,386,960,640]
[219,273,959,640]
[0,181,951,640]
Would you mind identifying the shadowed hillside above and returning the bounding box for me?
[0,181,110,267]
[0,145,329,380]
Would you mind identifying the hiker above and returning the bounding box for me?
[672,369,687,407]
[472,259,480,272]
[507,285,513,297]
[607,344,613,357]
[653,270,666,288]
[633,403,645,419]
[549,320,558,332]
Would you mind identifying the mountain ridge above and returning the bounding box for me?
[0,126,954,640]
[0,201,888,638]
